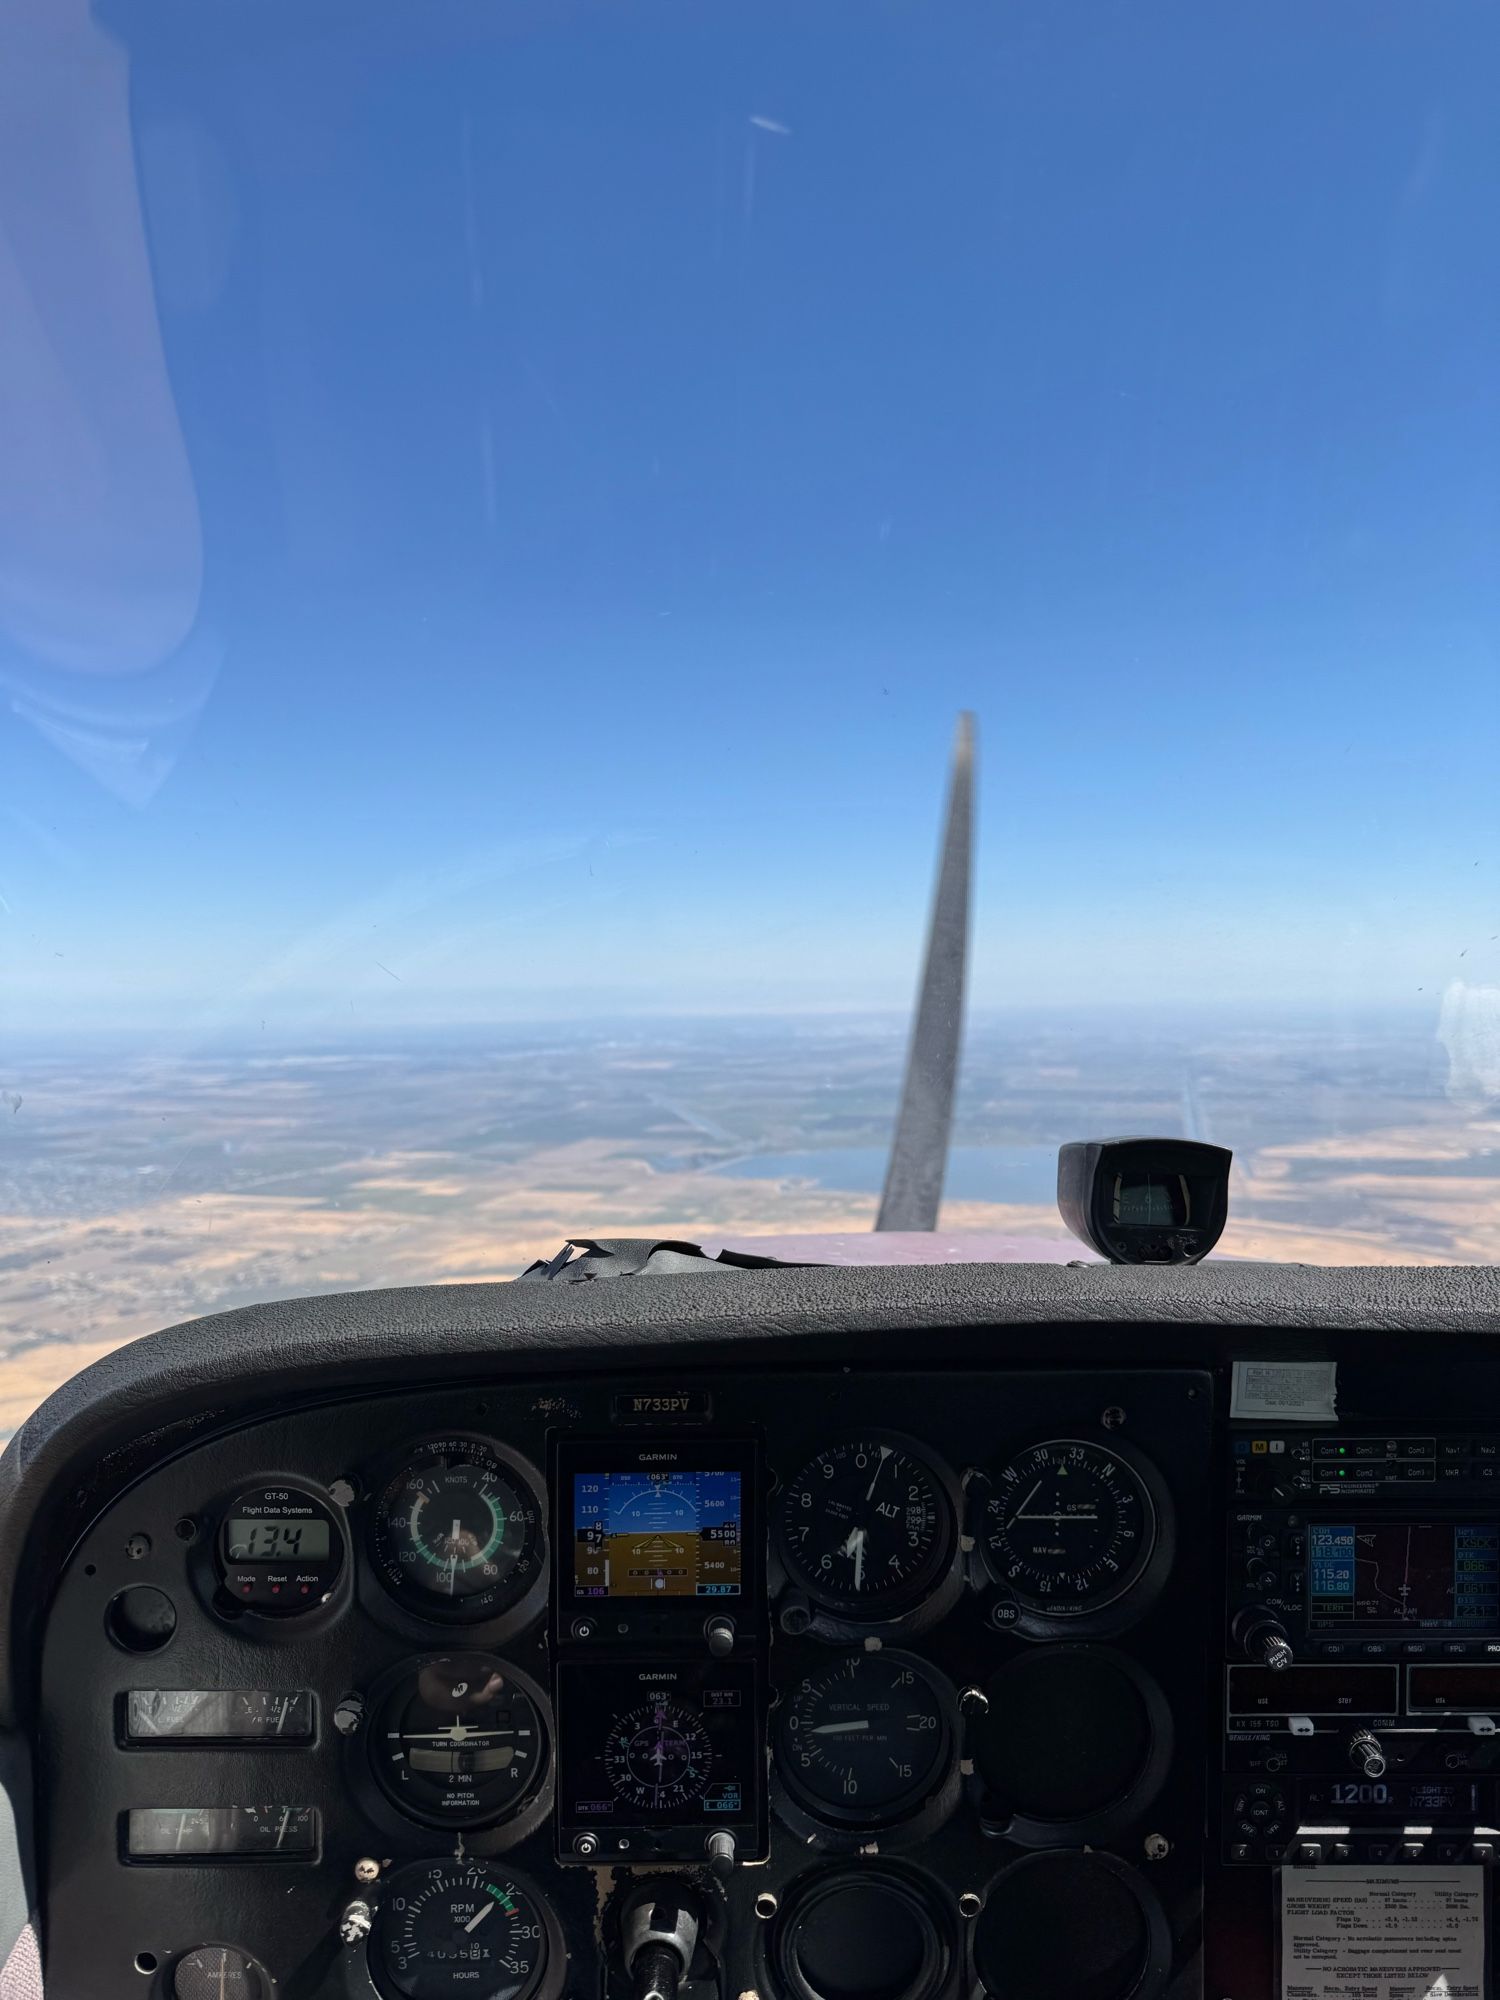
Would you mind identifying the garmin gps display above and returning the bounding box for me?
[1308,1521,1500,1632]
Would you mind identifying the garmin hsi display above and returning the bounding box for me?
[1224,1424,1500,1866]
[550,1436,768,1866]
[554,1657,766,1862]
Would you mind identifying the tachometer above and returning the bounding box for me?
[375,1861,548,2000]
[980,1439,1157,1621]
[778,1436,957,1618]
[371,1440,543,1624]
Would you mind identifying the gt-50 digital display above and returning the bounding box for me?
[572,1470,742,1598]
[1308,1521,1500,1632]
[1301,1779,1479,1819]
[222,1520,331,1562]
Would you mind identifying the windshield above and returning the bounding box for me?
[3,1,1498,1432]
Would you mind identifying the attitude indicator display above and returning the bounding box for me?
[572,1469,742,1599]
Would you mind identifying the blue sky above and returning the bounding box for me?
[2,0,1497,1034]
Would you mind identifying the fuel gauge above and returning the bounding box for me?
[125,1689,314,1743]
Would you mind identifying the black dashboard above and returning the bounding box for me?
[6,1260,1500,2000]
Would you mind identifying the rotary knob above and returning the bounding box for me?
[1348,1730,1387,1779]
[1232,1606,1294,1671]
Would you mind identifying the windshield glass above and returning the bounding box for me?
[3,1,1498,1432]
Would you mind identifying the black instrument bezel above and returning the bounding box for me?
[975,1430,1174,1639]
[772,1428,964,1633]
[360,1650,554,1844]
[770,1647,961,1850]
[549,1433,764,1650]
[366,1434,548,1632]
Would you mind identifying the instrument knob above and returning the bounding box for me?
[704,1615,736,1659]
[1349,1730,1387,1779]
[338,1900,373,1947]
[1233,1606,1294,1671]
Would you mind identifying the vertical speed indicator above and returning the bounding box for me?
[980,1439,1164,1628]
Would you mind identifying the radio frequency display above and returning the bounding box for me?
[573,1470,742,1598]
[1308,1522,1500,1632]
